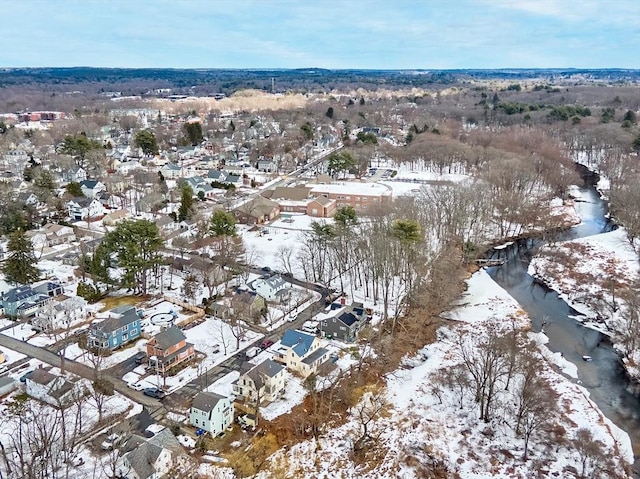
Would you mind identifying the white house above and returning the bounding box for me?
[251,274,290,303]
[160,163,182,179]
[67,197,104,221]
[189,392,233,436]
[25,369,83,407]
[79,179,106,199]
[232,359,285,403]
[274,329,329,378]
[66,166,87,183]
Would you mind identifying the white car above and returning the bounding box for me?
[288,312,297,322]
[127,382,144,391]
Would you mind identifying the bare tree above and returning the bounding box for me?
[456,325,509,422]
[352,390,388,454]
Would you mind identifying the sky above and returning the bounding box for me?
[0,0,639,69]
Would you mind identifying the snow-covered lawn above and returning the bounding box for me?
[64,341,145,369]
[261,371,306,420]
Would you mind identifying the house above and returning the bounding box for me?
[232,359,285,403]
[318,302,367,342]
[66,165,87,183]
[0,281,63,318]
[189,392,234,436]
[79,179,106,199]
[0,376,17,397]
[120,428,184,479]
[25,368,83,407]
[257,158,277,172]
[234,196,280,225]
[103,209,131,226]
[160,163,182,179]
[251,274,290,303]
[274,329,328,378]
[26,223,76,250]
[32,294,88,332]
[88,305,142,350]
[17,192,39,206]
[146,326,195,376]
[306,195,338,218]
[43,223,76,245]
[67,197,104,221]
[206,169,243,187]
[183,176,216,199]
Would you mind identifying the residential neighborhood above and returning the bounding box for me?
[0,60,637,479]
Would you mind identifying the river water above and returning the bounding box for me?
[487,185,640,471]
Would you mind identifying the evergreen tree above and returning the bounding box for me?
[325,107,334,119]
[2,230,40,285]
[178,184,194,222]
[65,181,84,197]
[183,122,204,146]
[334,205,358,227]
[134,130,159,155]
[210,210,237,236]
[100,220,164,294]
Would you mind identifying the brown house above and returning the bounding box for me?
[146,326,195,375]
[306,195,338,218]
[234,196,280,225]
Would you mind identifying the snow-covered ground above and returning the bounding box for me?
[255,270,633,479]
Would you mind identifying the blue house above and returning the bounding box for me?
[88,305,141,350]
[0,281,64,318]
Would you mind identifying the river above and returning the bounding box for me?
[487,184,640,472]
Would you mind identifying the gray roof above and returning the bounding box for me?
[244,359,283,390]
[0,376,15,388]
[29,368,56,386]
[90,306,139,334]
[302,347,328,365]
[124,428,184,479]
[153,326,186,349]
[125,442,163,479]
[192,391,227,413]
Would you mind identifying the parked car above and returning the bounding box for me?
[260,339,274,349]
[261,266,271,272]
[133,352,147,365]
[127,382,144,391]
[245,346,261,358]
[143,388,165,399]
[288,312,298,322]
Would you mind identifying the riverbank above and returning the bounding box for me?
[528,226,640,385]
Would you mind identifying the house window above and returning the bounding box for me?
[346,196,351,200]
[122,333,128,340]
[195,419,199,425]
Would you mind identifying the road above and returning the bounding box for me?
[0,332,162,411]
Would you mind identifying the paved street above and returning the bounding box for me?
[0,332,161,410]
